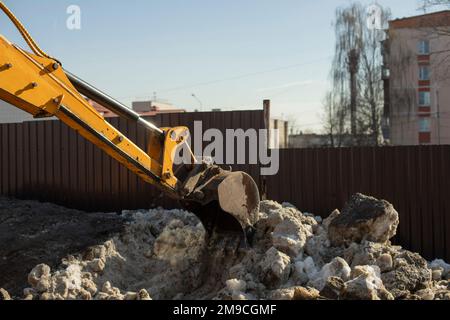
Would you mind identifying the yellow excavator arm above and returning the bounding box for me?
[0,1,260,245]
[0,34,184,194]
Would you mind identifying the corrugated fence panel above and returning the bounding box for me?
[2,112,450,260]
[0,110,265,213]
[265,146,450,260]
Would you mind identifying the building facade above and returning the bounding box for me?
[384,11,450,145]
[131,100,186,116]
[269,118,289,149]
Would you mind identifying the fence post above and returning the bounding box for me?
[263,99,271,146]
[261,100,271,200]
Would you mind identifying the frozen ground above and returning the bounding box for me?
[0,197,125,296]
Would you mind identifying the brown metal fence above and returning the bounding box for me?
[265,147,450,260]
[1,112,450,260]
[0,110,265,212]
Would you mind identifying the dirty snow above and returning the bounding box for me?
[1,193,449,300]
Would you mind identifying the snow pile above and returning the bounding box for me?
[2,193,450,300]
[12,208,206,300]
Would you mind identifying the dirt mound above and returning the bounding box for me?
[0,197,125,296]
[1,194,449,300]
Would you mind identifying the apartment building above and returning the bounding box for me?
[384,11,450,145]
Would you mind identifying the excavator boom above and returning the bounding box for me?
[0,1,260,245]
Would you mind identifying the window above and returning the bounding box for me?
[419,91,431,106]
[419,118,431,133]
[418,40,430,54]
[419,65,430,81]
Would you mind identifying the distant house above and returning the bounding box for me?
[88,100,186,118]
[384,11,450,145]
[289,133,331,148]
[87,99,116,118]
[131,100,186,116]
[269,118,289,149]
[87,99,186,118]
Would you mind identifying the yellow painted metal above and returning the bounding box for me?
[160,127,190,187]
[0,34,184,195]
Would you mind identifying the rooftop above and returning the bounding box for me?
[390,10,450,29]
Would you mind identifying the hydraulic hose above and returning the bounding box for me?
[0,1,61,64]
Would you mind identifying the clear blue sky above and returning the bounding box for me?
[0,0,442,132]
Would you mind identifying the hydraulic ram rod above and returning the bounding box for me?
[65,70,164,136]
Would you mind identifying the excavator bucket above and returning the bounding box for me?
[179,165,260,247]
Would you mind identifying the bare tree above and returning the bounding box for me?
[331,3,364,137]
[325,2,390,146]
[286,114,299,136]
[322,91,347,147]
[418,0,450,13]
[389,37,417,123]
[358,7,391,145]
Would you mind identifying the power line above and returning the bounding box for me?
[158,56,333,93]
[117,56,333,99]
